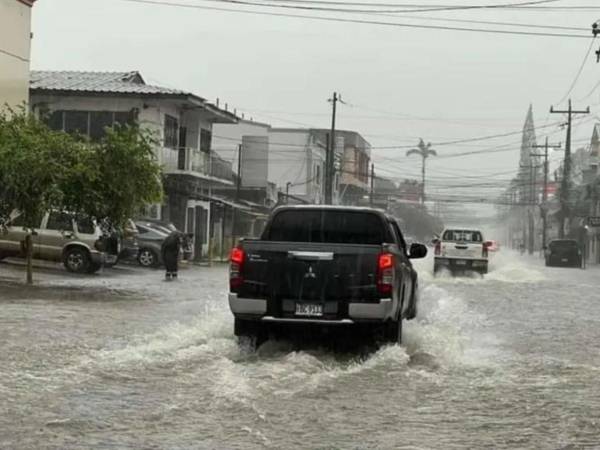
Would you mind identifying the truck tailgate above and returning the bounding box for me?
[238,240,383,318]
[441,241,484,259]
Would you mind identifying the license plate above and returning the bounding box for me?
[455,260,467,266]
[295,303,323,317]
[562,258,568,262]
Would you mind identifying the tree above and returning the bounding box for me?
[407,139,437,205]
[60,125,163,229]
[0,112,163,284]
[0,110,84,283]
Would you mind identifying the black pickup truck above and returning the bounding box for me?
[228,206,427,348]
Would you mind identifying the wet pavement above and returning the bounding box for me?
[2,253,600,449]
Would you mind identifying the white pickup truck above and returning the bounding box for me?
[433,228,490,275]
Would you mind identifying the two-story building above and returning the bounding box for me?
[29,70,238,259]
[0,0,36,110]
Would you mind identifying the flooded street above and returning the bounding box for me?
[2,255,600,449]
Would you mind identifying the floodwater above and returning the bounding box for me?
[1,253,600,449]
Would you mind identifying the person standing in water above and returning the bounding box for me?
[161,230,184,280]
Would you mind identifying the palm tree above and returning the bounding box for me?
[407,139,437,204]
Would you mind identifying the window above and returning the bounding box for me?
[266,210,387,245]
[64,111,89,135]
[89,111,113,141]
[44,110,136,141]
[46,212,74,232]
[200,128,212,153]
[164,115,179,148]
[45,111,64,131]
[390,220,407,253]
[76,217,95,234]
[442,230,483,243]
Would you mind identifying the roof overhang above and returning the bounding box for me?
[30,88,237,124]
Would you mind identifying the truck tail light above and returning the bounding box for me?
[434,241,441,256]
[229,246,245,290]
[482,241,490,258]
[377,252,395,296]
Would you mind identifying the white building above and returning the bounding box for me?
[30,70,238,259]
[213,121,327,204]
[0,0,35,110]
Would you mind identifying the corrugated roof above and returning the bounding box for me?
[30,70,196,98]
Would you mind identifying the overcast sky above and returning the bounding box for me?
[30,0,600,215]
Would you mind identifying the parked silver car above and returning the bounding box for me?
[0,211,117,273]
[134,221,170,267]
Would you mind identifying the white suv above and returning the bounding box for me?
[433,228,490,275]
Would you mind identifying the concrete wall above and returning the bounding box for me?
[0,0,33,111]
[212,119,270,167]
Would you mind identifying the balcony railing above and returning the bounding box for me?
[161,147,234,183]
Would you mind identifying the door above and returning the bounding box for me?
[0,213,42,258]
[177,126,187,170]
[39,211,75,261]
[389,220,412,317]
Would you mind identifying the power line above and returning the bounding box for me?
[253,0,600,11]
[198,0,561,14]
[556,36,597,105]
[119,0,592,39]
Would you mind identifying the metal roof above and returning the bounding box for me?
[30,70,238,123]
[30,70,195,97]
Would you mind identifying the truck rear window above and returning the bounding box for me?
[443,229,483,243]
[265,210,387,245]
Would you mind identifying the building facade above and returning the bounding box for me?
[30,70,239,259]
[0,0,35,110]
[213,122,328,205]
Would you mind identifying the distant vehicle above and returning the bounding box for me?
[433,228,490,275]
[0,211,117,273]
[545,239,582,268]
[487,240,500,252]
[228,205,428,349]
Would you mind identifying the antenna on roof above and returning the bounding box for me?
[225,103,228,111]
[216,98,220,107]
[234,108,237,115]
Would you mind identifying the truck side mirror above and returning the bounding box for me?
[409,243,428,259]
[431,238,440,245]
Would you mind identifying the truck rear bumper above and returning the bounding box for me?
[229,294,394,321]
[229,293,268,315]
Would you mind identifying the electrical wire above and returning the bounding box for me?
[556,36,597,105]
[197,0,561,14]
[119,0,592,39]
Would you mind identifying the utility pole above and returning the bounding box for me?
[550,99,589,238]
[231,143,242,247]
[370,163,375,207]
[325,92,339,205]
[520,160,542,255]
[532,138,562,251]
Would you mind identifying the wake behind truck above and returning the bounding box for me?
[227,205,427,349]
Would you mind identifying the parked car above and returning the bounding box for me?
[134,221,170,267]
[433,228,490,275]
[228,205,427,350]
[545,239,581,267]
[0,211,117,273]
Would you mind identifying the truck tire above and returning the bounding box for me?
[380,318,402,345]
[234,318,267,351]
[405,281,418,320]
